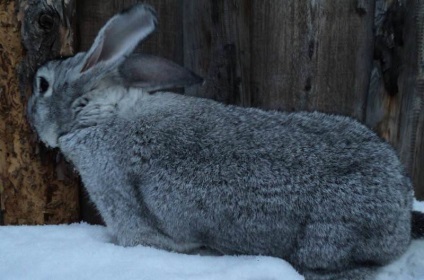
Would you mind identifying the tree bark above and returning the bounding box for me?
[0,0,79,225]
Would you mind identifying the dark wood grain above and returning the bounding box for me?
[399,0,424,199]
[249,0,375,117]
[414,0,424,199]
[183,1,246,104]
[366,0,423,199]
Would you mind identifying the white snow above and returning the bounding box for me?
[0,200,423,280]
[414,199,424,213]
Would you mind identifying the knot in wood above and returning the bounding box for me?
[38,13,55,31]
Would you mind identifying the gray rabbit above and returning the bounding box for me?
[27,4,424,280]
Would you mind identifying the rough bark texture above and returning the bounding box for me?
[0,0,23,224]
[0,0,79,225]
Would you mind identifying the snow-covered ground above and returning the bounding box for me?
[1,200,424,280]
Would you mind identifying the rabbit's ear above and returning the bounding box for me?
[119,54,203,92]
[81,4,157,73]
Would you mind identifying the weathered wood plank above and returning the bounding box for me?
[398,0,423,199]
[400,0,424,199]
[366,0,404,147]
[249,0,375,117]
[0,0,79,225]
[183,1,252,105]
[366,0,424,199]
[414,0,424,199]
[183,0,375,116]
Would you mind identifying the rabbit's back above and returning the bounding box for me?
[134,94,413,257]
[60,92,413,262]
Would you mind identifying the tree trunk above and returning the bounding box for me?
[0,0,80,225]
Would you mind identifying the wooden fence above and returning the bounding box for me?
[0,0,423,224]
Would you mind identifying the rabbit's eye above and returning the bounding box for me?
[38,77,49,94]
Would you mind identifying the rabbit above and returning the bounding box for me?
[27,4,424,280]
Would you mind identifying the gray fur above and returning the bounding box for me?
[27,4,417,280]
